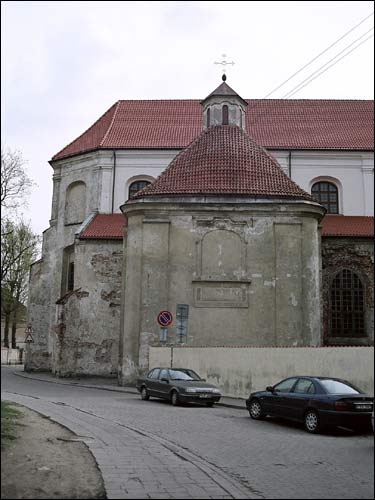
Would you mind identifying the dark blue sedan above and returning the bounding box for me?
[246,376,373,433]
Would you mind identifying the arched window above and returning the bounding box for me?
[207,108,210,128]
[222,105,229,125]
[311,181,338,213]
[128,180,151,199]
[330,269,365,338]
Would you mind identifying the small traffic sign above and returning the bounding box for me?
[157,310,173,327]
[25,332,34,343]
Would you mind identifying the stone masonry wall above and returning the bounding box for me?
[322,237,374,346]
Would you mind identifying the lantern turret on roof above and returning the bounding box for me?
[201,74,248,131]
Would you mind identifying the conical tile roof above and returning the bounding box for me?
[201,80,248,106]
[132,125,314,201]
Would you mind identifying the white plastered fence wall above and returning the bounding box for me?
[149,346,374,398]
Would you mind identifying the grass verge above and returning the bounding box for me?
[1,401,23,449]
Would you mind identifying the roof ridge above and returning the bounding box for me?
[100,101,121,147]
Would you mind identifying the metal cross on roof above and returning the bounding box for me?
[214,54,235,75]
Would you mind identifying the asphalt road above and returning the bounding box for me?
[1,366,373,499]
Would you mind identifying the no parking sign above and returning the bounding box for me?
[157,310,173,327]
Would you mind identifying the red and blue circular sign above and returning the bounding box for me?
[157,310,173,327]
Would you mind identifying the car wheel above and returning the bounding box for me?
[304,409,320,433]
[249,399,265,420]
[140,386,150,401]
[206,402,215,407]
[171,390,179,406]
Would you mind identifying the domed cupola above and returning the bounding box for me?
[201,74,248,130]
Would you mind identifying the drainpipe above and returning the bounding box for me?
[288,151,292,178]
[111,150,116,213]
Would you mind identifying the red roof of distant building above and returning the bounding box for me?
[321,215,374,237]
[132,125,313,200]
[52,99,374,160]
[79,214,126,240]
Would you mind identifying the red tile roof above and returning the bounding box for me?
[79,214,374,240]
[79,214,126,240]
[52,99,374,160]
[321,215,374,237]
[132,125,314,200]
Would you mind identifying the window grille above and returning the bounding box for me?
[176,304,189,344]
[330,269,365,337]
[311,182,338,213]
[128,180,151,199]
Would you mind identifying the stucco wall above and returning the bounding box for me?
[149,346,374,398]
[52,239,123,377]
[120,199,324,383]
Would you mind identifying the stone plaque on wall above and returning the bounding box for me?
[193,280,250,308]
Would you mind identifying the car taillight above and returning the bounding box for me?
[335,401,352,411]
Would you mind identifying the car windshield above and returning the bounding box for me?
[320,379,361,394]
[169,369,201,381]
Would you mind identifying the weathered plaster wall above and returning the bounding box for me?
[120,199,324,384]
[149,346,375,397]
[53,239,123,376]
[322,237,374,346]
[26,225,59,372]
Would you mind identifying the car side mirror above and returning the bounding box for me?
[266,386,274,392]
[161,378,169,383]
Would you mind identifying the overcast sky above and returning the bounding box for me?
[2,0,374,235]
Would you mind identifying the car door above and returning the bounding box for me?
[146,368,161,396]
[270,378,299,417]
[153,368,170,400]
[283,378,316,420]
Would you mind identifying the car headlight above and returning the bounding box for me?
[185,388,198,393]
[212,389,221,394]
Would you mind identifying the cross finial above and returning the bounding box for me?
[214,53,235,78]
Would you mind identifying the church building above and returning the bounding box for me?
[26,77,374,385]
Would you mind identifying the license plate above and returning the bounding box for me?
[355,404,372,410]
[199,394,209,398]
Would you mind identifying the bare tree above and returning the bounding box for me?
[1,146,33,211]
[1,220,40,347]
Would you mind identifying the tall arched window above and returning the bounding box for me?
[311,181,338,213]
[222,105,229,125]
[330,269,365,338]
[128,180,151,199]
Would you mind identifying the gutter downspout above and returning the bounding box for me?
[111,150,116,213]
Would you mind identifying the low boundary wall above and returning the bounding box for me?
[1,348,24,365]
[149,346,374,398]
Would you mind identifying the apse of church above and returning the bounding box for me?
[119,77,325,383]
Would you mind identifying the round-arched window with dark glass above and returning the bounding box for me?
[311,181,338,213]
[330,269,365,338]
[128,180,151,199]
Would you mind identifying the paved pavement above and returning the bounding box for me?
[2,366,374,500]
